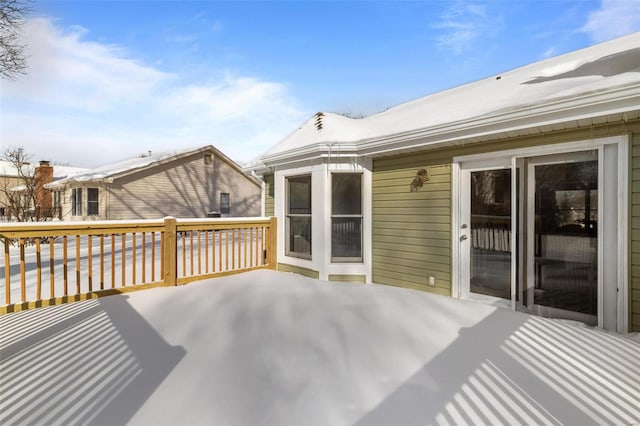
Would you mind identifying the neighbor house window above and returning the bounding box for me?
[286,175,311,259]
[332,173,362,262]
[72,188,82,216]
[87,188,99,215]
[220,192,230,214]
[53,191,62,209]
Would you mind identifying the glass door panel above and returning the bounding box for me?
[531,153,598,319]
[469,169,512,299]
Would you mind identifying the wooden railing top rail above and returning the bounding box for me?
[0,217,274,238]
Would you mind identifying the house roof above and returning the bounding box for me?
[0,160,88,179]
[259,32,640,167]
[45,145,260,189]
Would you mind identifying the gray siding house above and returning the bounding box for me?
[47,146,261,220]
[251,33,640,332]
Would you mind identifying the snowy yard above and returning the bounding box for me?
[1,270,639,425]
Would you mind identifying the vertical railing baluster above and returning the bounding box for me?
[36,238,42,300]
[132,232,137,285]
[111,234,116,289]
[182,231,186,277]
[75,235,81,294]
[19,238,26,302]
[225,229,230,271]
[100,235,105,290]
[121,233,126,288]
[3,238,9,305]
[49,238,55,298]
[88,235,93,292]
[63,236,68,296]
[249,228,252,268]
[151,232,156,282]
[160,231,165,278]
[142,232,146,283]
[217,229,221,272]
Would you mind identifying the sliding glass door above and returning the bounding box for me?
[527,151,598,324]
[456,137,626,331]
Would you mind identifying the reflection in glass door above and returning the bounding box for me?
[529,151,598,323]
[469,169,512,300]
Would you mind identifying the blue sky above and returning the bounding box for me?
[2,0,639,167]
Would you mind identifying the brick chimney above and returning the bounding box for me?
[35,161,54,217]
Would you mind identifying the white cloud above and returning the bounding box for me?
[434,1,501,54]
[4,18,169,112]
[541,47,557,59]
[581,0,640,42]
[1,18,308,167]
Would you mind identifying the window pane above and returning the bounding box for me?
[288,176,311,214]
[87,188,99,215]
[332,217,362,260]
[534,158,598,316]
[332,174,361,215]
[72,189,82,216]
[470,169,512,299]
[220,192,230,214]
[288,216,312,256]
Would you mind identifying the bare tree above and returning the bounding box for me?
[0,146,38,221]
[0,0,30,79]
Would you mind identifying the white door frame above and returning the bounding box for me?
[454,157,513,308]
[452,135,629,332]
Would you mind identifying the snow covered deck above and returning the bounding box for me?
[1,270,639,425]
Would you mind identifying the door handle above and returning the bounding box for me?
[461,224,468,229]
[460,235,468,241]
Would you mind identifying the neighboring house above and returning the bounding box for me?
[0,160,88,220]
[249,33,640,333]
[46,145,261,221]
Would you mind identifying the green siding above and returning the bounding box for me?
[278,263,319,278]
[264,174,274,217]
[372,155,453,295]
[328,274,366,283]
[372,120,640,331]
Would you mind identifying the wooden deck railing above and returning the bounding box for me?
[0,217,277,314]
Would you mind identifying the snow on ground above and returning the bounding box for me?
[1,270,639,425]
